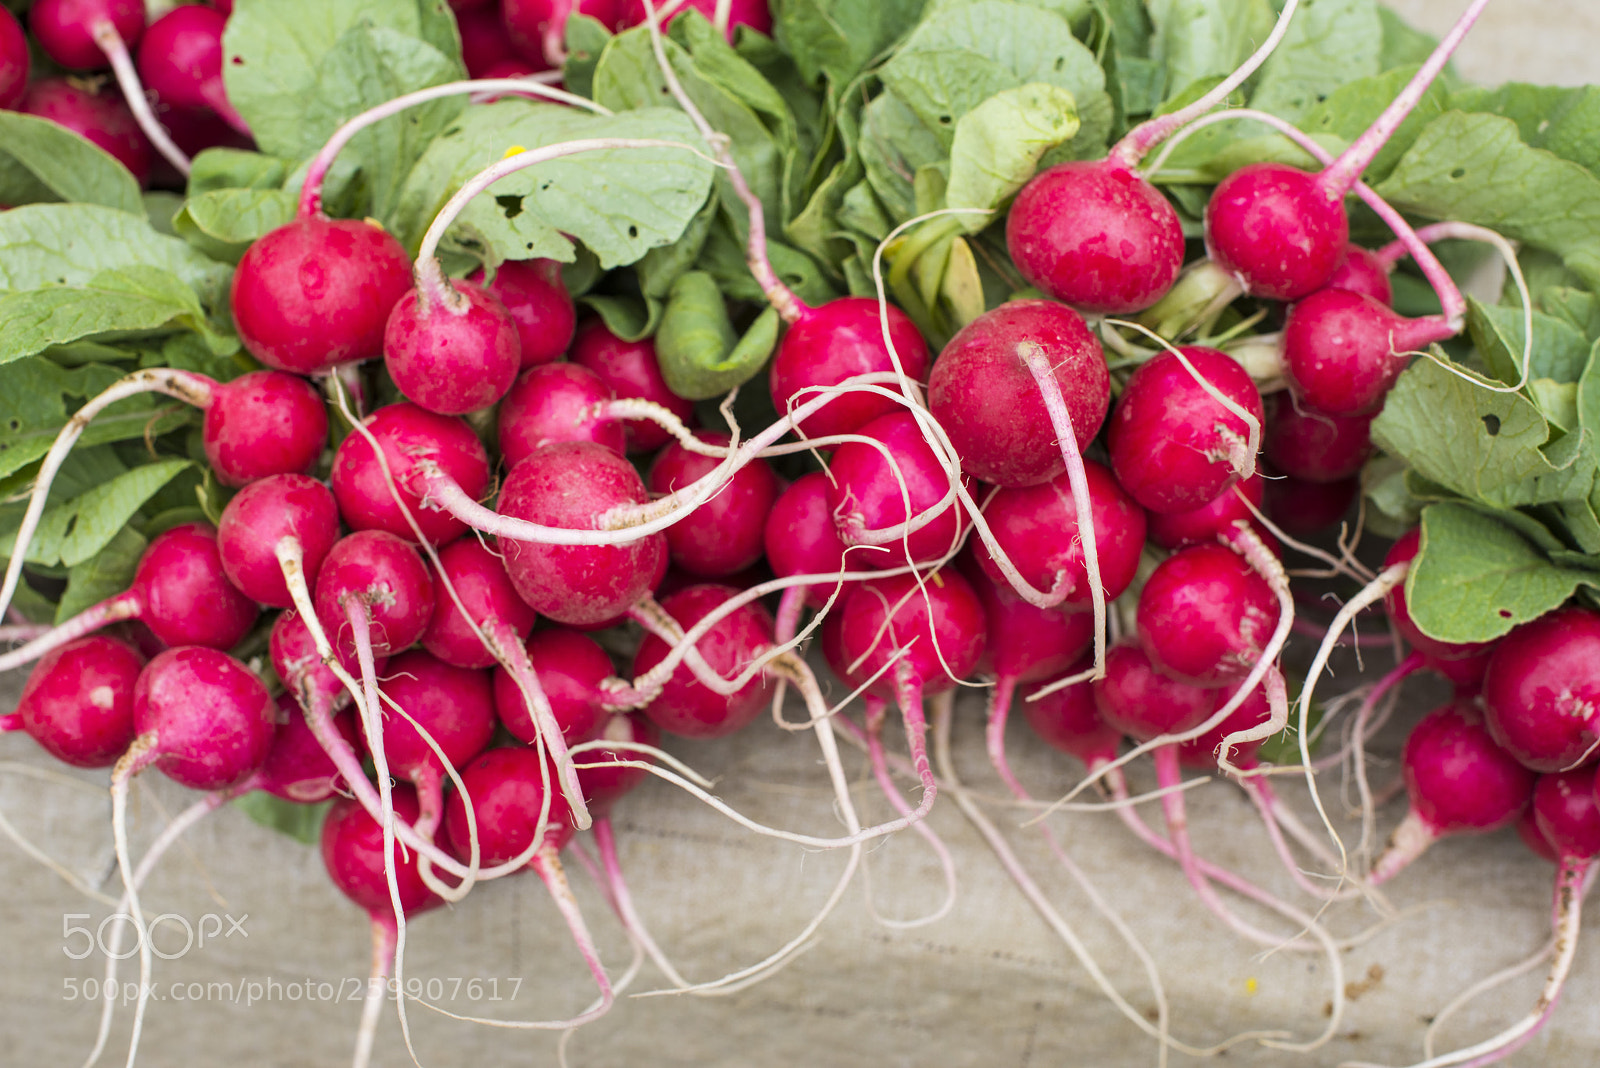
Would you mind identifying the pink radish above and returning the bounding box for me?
[313,530,437,660]
[631,584,776,739]
[468,258,576,368]
[494,628,616,747]
[1136,542,1280,688]
[497,362,627,468]
[1325,244,1393,306]
[19,78,151,184]
[134,4,246,133]
[383,276,522,416]
[648,431,780,578]
[825,410,967,570]
[200,370,329,487]
[253,694,358,803]
[569,318,697,454]
[422,538,539,670]
[217,474,342,609]
[1482,607,1600,773]
[11,635,143,768]
[330,402,491,547]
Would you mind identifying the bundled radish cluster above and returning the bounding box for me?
[3,0,1599,1065]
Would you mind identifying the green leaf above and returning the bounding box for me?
[172,189,299,264]
[562,14,612,100]
[1375,112,1600,291]
[232,793,332,846]
[0,111,144,214]
[2,459,194,568]
[945,83,1079,231]
[1466,296,1593,386]
[1248,0,1381,126]
[1376,5,1441,73]
[188,148,291,194]
[579,294,660,342]
[859,90,947,224]
[878,1,1112,157]
[656,272,778,399]
[0,267,231,366]
[1371,356,1597,509]
[0,361,189,481]
[1148,0,1275,106]
[1298,65,1452,186]
[0,204,232,304]
[1450,83,1600,176]
[772,0,930,87]
[55,525,147,623]
[696,211,839,308]
[1408,502,1599,643]
[391,103,716,270]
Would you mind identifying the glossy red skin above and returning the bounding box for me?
[422,538,538,669]
[497,442,667,626]
[618,0,772,38]
[1107,346,1264,515]
[502,0,620,66]
[217,474,341,608]
[443,746,576,864]
[764,472,849,609]
[0,6,29,110]
[826,410,968,570]
[257,694,358,803]
[202,370,328,487]
[133,646,275,790]
[1204,162,1347,302]
[836,570,987,701]
[1005,160,1185,314]
[1262,392,1376,483]
[231,217,413,375]
[649,431,780,578]
[1283,287,1455,416]
[769,298,929,442]
[1261,466,1357,537]
[569,319,695,454]
[1177,679,1272,770]
[1093,641,1216,742]
[574,713,660,818]
[975,460,1146,611]
[19,79,150,184]
[929,299,1110,488]
[384,282,521,415]
[963,556,1092,685]
[30,0,145,69]
[322,788,442,917]
[331,403,491,546]
[17,636,143,768]
[1517,805,1561,864]
[457,4,522,77]
[369,649,496,784]
[135,522,259,650]
[1383,527,1496,673]
[1137,542,1279,687]
[1326,244,1393,306]
[313,531,436,659]
[1535,768,1600,861]
[1482,607,1600,773]
[1021,661,1120,769]
[497,362,625,469]
[469,259,575,368]
[135,5,235,121]
[631,585,776,739]
[1402,701,1534,836]
[1146,472,1271,552]
[270,609,387,711]
[495,627,616,746]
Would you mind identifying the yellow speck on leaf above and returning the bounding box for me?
[503,145,527,159]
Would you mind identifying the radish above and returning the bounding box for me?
[1326,244,1393,306]
[1145,474,1271,553]
[825,409,968,570]
[1369,701,1535,884]
[1280,286,1457,416]
[618,0,772,41]
[313,530,437,661]
[0,522,258,676]
[0,5,27,110]
[503,0,620,68]
[494,628,616,747]
[1261,393,1376,483]
[497,362,627,468]
[1092,640,1216,742]
[19,78,152,184]
[763,472,851,642]
[1482,607,1600,773]
[253,693,358,803]
[383,274,522,416]
[10,635,143,768]
[1261,466,1358,537]
[422,538,539,670]
[458,4,523,78]
[467,258,576,369]
[135,3,247,134]
[630,584,776,739]
[1019,661,1120,773]
[199,370,329,487]
[330,402,491,547]
[217,473,342,609]
[1136,542,1280,688]
[1383,527,1497,687]
[648,430,780,578]
[569,318,698,454]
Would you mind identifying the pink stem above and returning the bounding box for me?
[529,847,615,1026]
[92,19,191,176]
[411,764,443,841]
[1289,615,1393,647]
[594,816,689,987]
[0,712,21,732]
[863,700,958,926]
[1239,777,1351,902]
[984,674,1031,800]
[774,586,806,646]
[353,914,398,1068]
[0,591,142,674]
[1373,220,1478,268]
[487,617,592,829]
[893,665,938,824]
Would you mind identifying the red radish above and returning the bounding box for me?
[451,0,495,9]
[330,402,491,547]
[1020,664,1121,772]
[468,258,576,368]
[217,474,342,609]
[1177,680,1273,772]
[29,0,144,71]
[231,217,414,376]
[1261,466,1357,536]
[1146,473,1271,552]
[503,0,620,67]
[200,370,329,487]
[825,410,967,570]
[383,278,522,415]
[496,442,668,626]
[768,297,930,442]
[974,460,1146,610]
[1517,805,1561,865]
[927,299,1110,488]
[964,555,1093,690]
[323,787,444,919]
[444,746,576,866]
[1383,527,1496,683]
[271,609,386,715]
[253,694,359,803]
[497,362,626,468]
[422,538,539,669]
[569,319,697,454]
[1107,346,1263,514]
[1262,392,1376,482]
[135,4,245,132]
[1093,641,1216,742]
[1482,607,1600,773]
[574,712,660,818]
[457,4,525,77]
[1280,287,1455,415]
[13,636,143,768]
[619,0,772,39]
[630,584,776,739]
[313,530,437,660]
[648,431,780,578]
[1137,542,1280,687]
[1369,701,1535,883]
[764,472,850,614]
[19,78,151,184]
[0,6,29,110]
[124,646,276,791]
[494,628,615,746]
[1326,244,1393,306]
[370,649,496,834]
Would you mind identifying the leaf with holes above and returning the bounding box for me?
[0,360,193,482]
[0,459,194,569]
